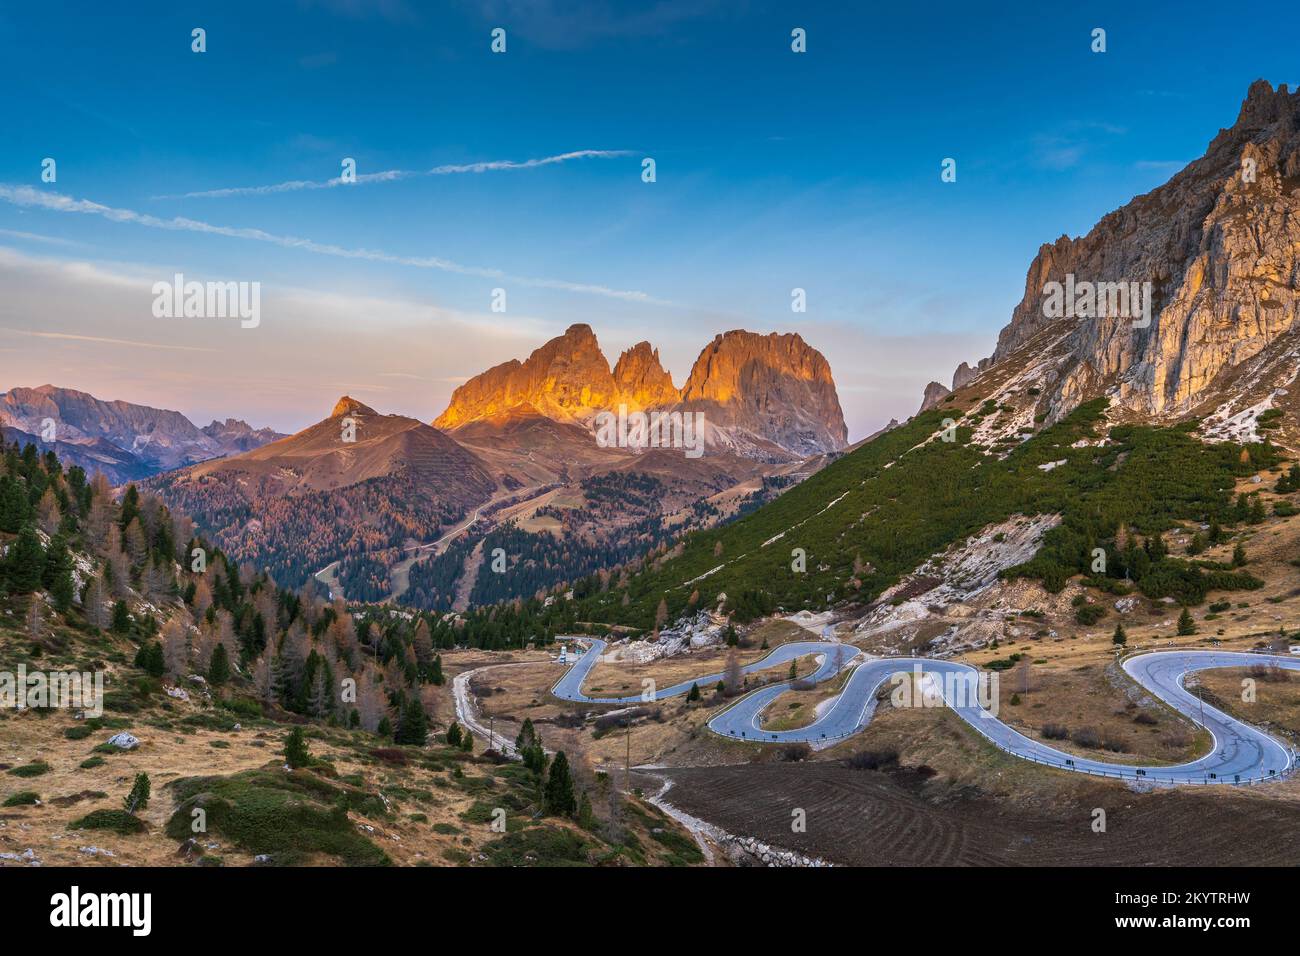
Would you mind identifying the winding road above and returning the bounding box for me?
[551,638,1300,786]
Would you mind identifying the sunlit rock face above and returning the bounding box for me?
[612,341,680,410]
[434,323,621,429]
[945,81,1300,425]
[435,325,848,460]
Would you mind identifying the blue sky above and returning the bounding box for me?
[1,1,1296,438]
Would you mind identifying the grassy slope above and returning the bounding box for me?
[589,399,1270,629]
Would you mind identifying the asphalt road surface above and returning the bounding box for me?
[551,639,1300,785]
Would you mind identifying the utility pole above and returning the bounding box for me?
[489,715,495,753]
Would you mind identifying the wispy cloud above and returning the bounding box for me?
[0,327,216,353]
[156,149,633,200]
[0,228,86,248]
[0,184,671,304]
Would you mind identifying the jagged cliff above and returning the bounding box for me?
[937,80,1300,434]
[435,324,848,459]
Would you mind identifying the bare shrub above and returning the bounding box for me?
[1070,726,1101,749]
[1041,722,1069,740]
[778,742,812,762]
[843,748,899,771]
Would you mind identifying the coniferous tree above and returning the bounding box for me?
[123,772,151,815]
[111,600,132,634]
[208,642,231,685]
[543,751,577,817]
[395,696,429,745]
[445,721,463,747]
[1112,623,1127,646]
[6,525,45,593]
[1177,607,1196,636]
[284,726,310,768]
[134,641,165,677]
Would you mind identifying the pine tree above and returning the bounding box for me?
[134,641,165,677]
[284,726,310,768]
[544,751,577,817]
[208,642,231,686]
[515,718,537,752]
[686,682,701,702]
[445,721,463,747]
[6,525,45,593]
[1112,623,1127,646]
[395,697,429,745]
[111,600,132,634]
[1232,542,1248,567]
[1177,607,1196,636]
[123,772,151,816]
[1248,497,1267,525]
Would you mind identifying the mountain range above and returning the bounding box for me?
[435,323,848,461]
[138,325,848,602]
[0,384,284,483]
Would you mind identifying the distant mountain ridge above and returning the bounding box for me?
[0,384,284,483]
[434,323,848,461]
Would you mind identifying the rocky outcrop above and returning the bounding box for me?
[952,361,980,391]
[677,330,848,458]
[435,324,620,429]
[330,395,378,418]
[929,81,1300,427]
[612,341,680,408]
[919,381,952,412]
[435,325,848,459]
[200,418,285,453]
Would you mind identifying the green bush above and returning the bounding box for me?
[69,809,147,835]
[7,762,50,778]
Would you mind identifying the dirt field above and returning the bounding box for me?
[656,757,1300,865]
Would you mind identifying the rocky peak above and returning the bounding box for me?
[680,330,848,456]
[919,381,952,412]
[612,341,680,408]
[331,396,377,418]
[434,325,848,459]
[939,80,1300,426]
[434,324,617,429]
